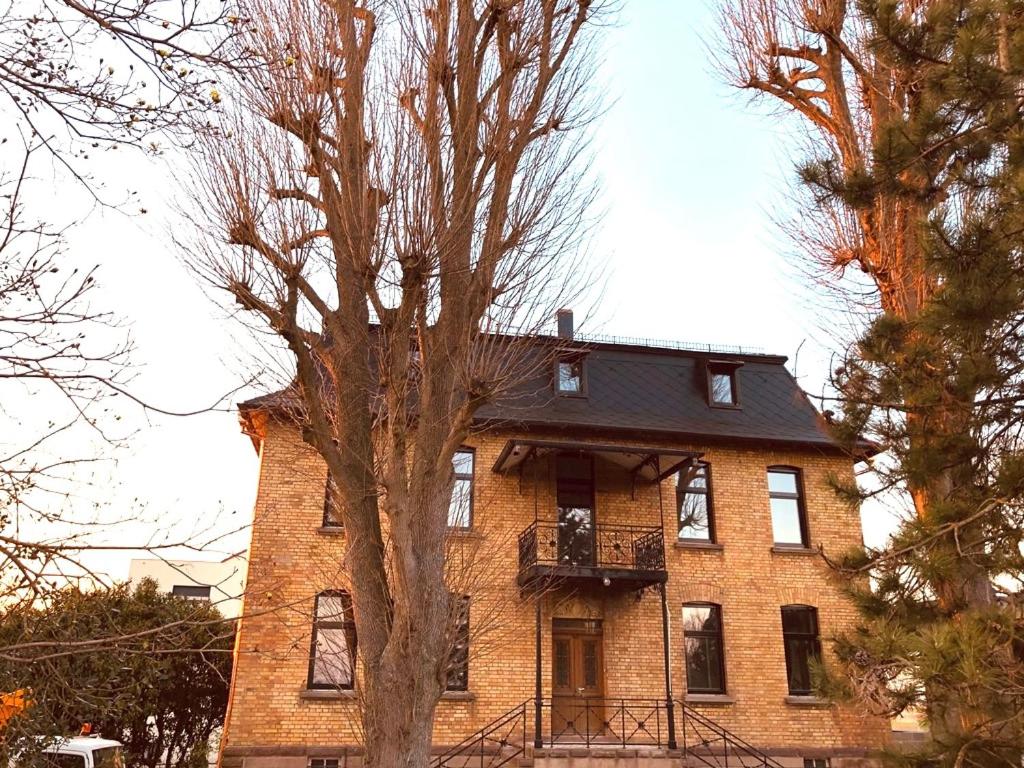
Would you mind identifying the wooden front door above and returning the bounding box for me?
[551,619,604,741]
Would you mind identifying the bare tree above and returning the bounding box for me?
[0,136,255,610]
[0,139,132,600]
[0,0,248,187]
[186,0,603,764]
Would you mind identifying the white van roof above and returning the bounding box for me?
[45,736,123,754]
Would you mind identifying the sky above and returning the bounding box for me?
[11,0,902,584]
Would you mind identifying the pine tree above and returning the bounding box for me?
[718,1,1024,764]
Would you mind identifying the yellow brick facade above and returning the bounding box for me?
[221,418,890,766]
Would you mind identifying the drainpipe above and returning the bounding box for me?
[661,582,677,750]
[655,456,678,750]
[534,596,543,749]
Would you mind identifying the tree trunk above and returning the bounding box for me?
[363,673,440,768]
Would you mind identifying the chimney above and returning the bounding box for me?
[556,309,574,340]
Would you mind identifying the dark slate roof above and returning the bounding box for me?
[240,334,846,452]
[474,343,841,450]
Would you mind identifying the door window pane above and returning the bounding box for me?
[554,639,570,687]
[583,640,598,688]
[557,454,595,566]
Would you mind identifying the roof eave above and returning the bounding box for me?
[472,416,859,457]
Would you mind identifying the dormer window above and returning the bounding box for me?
[705,360,742,408]
[555,356,586,396]
[711,371,735,405]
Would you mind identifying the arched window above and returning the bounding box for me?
[767,466,808,547]
[322,474,342,528]
[682,603,726,694]
[445,596,470,691]
[781,605,820,695]
[307,591,356,690]
[676,462,714,542]
[447,449,475,529]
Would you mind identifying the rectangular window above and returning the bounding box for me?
[803,760,829,768]
[706,361,741,407]
[682,603,726,694]
[308,591,357,690]
[782,605,821,695]
[710,372,735,405]
[446,596,470,691]
[677,462,714,542]
[448,449,474,529]
[556,358,585,395]
[309,760,340,768]
[323,475,342,528]
[171,585,211,600]
[768,467,808,547]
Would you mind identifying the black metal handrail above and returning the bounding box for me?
[678,701,786,768]
[517,520,666,572]
[430,697,784,768]
[430,700,529,768]
[541,696,672,748]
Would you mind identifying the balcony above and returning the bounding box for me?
[517,519,667,591]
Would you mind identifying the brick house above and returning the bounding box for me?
[221,313,890,768]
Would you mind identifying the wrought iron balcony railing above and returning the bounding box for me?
[517,520,666,577]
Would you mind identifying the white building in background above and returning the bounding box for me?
[128,553,247,619]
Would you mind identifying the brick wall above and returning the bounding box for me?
[221,419,889,764]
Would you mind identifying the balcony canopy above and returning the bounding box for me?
[491,439,701,482]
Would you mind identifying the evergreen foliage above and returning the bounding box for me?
[719,0,1024,763]
[819,3,1024,763]
[0,579,233,768]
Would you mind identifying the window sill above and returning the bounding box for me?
[784,695,830,707]
[299,688,356,700]
[674,541,724,552]
[708,402,742,410]
[771,545,818,556]
[685,693,734,705]
[440,691,475,702]
[317,526,345,536]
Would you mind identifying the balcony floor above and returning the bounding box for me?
[517,563,668,593]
